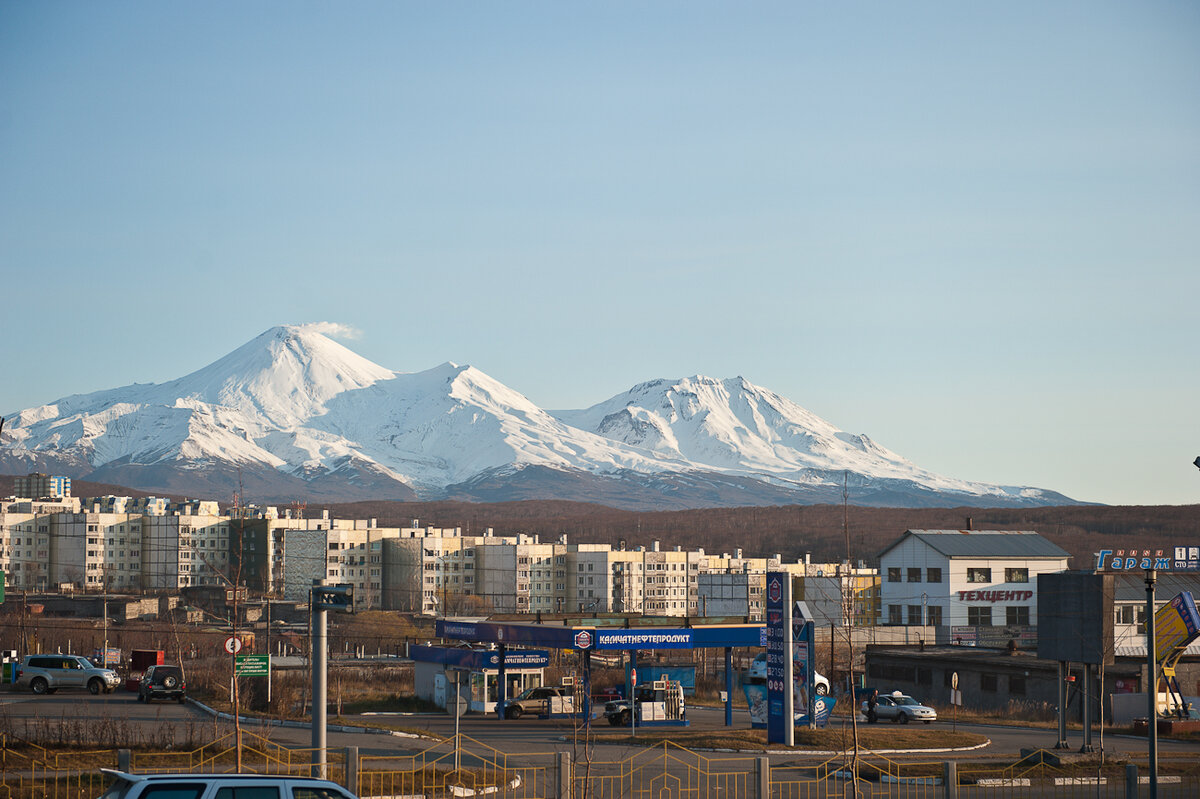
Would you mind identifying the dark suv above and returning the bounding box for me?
[138,664,186,703]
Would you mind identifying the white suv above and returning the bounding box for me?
[97,771,359,799]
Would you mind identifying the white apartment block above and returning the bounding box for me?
[0,474,893,621]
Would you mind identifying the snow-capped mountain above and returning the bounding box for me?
[0,325,1078,509]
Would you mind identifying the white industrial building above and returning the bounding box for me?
[877,529,1070,631]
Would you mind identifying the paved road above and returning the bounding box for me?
[4,688,1199,765]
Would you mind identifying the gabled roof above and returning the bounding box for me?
[878,530,1071,561]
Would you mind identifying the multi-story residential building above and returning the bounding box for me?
[1,508,52,591]
[2,475,883,619]
[14,473,70,499]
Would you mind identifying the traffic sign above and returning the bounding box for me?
[224,636,243,654]
[951,671,959,690]
[235,654,270,676]
[631,668,637,686]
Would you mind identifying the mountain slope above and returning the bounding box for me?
[0,325,1080,508]
[550,376,1064,506]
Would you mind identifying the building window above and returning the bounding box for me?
[907,568,922,583]
[1010,676,1026,695]
[968,606,992,626]
[927,606,943,626]
[1006,606,1030,626]
[908,605,923,625]
[981,674,997,692]
[1005,567,1029,583]
[927,568,942,583]
[967,568,991,583]
[887,567,901,583]
[888,605,903,625]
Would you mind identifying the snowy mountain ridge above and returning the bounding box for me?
[0,325,1077,509]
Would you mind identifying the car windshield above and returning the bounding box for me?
[894,697,921,706]
[515,688,538,700]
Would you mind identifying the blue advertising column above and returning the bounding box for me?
[765,571,794,746]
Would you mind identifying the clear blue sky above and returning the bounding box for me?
[1,2,1197,506]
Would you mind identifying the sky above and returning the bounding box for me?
[1,2,1197,506]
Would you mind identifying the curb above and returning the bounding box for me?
[186,698,427,739]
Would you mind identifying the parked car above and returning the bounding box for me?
[16,654,120,695]
[861,691,938,724]
[97,769,358,798]
[138,664,186,703]
[500,685,576,719]
[747,653,831,695]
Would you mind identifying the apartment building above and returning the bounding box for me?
[0,474,890,620]
[13,473,70,499]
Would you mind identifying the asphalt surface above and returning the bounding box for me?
[4,687,1200,765]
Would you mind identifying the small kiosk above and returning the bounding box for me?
[410,645,550,715]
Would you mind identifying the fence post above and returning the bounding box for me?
[343,747,358,794]
[556,750,573,799]
[943,761,957,799]
[1126,763,1139,799]
[755,756,770,799]
[118,749,131,772]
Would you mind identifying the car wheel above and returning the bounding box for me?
[31,677,48,695]
[815,683,828,696]
[619,710,631,727]
[177,695,186,704]
[509,706,523,720]
[88,678,103,695]
[924,720,932,724]
[136,693,144,702]
[163,675,178,689]
[899,712,910,724]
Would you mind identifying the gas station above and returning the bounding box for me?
[434,617,766,727]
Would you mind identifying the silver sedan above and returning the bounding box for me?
[862,692,938,724]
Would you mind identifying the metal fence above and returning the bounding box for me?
[2,732,1199,799]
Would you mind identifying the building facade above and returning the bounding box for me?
[877,529,1070,634]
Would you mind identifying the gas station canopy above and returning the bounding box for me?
[435,619,765,651]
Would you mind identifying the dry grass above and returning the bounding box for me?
[591,723,988,752]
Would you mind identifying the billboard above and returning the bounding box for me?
[1153,592,1200,663]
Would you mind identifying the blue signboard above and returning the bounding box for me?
[812,695,837,728]
[436,619,763,651]
[410,645,550,670]
[594,630,693,650]
[765,571,792,745]
[1096,548,1200,572]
